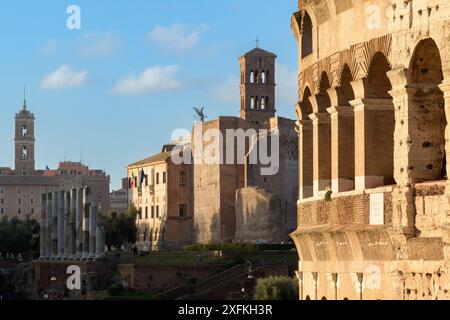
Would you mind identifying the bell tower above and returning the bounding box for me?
[239,45,277,126]
[15,97,35,176]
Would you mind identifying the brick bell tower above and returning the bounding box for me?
[239,43,277,126]
[15,96,35,176]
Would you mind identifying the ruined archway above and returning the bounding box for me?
[407,38,446,182]
[299,87,314,199]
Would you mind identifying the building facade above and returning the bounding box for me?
[127,145,192,251]
[193,47,298,244]
[291,0,450,300]
[0,103,110,221]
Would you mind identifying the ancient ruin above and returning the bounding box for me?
[291,0,450,300]
[39,187,106,261]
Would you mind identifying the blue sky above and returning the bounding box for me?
[0,0,298,190]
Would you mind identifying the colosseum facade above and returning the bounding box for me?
[290,0,450,300]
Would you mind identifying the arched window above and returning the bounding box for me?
[301,11,313,58]
[250,71,255,83]
[251,97,255,109]
[261,72,266,84]
[261,97,266,110]
[21,125,27,137]
[21,146,28,160]
[255,71,259,83]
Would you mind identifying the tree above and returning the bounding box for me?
[99,206,138,251]
[0,216,40,260]
[253,276,299,301]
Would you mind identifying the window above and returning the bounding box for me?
[18,208,22,215]
[251,97,255,109]
[156,173,160,185]
[0,208,4,215]
[31,208,35,215]
[261,72,266,84]
[156,206,160,218]
[145,207,148,219]
[31,198,34,205]
[301,12,313,58]
[18,198,22,205]
[0,198,4,205]
[21,125,27,137]
[179,171,187,186]
[179,204,188,218]
[261,97,266,110]
[250,71,255,83]
[138,208,142,219]
[163,172,166,184]
[151,206,155,219]
[22,146,28,160]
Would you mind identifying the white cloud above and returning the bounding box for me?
[147,23,206,54]
[211,76,239,103]
[276,64,298,106]
[41,65,88,90]
[113,65,185,95]
[41,39,58,55]
[77,32,120,57]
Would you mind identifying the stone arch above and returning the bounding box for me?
[367,52,392,99]
[407,38,446,182]
[316,72,332,113]
[305,295,311,300]
[300,86,313,119]
[337,64,355,106]
[321,296,328,300]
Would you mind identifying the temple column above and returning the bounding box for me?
[82,187,91,260]
[46,192,52,261]
[63,191,71,260]
[89,203,97,260]
[51,191,59,259]
[69,189,77,259]
[298,118,314,199]
[327,106,355,193]
[39,192,47,260]
[76,188,83,259]
[308,112,332,196]
[57,191,65,259]
[349,78,395,191]
[96,225,106,260]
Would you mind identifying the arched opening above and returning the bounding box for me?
[315,73,332,193]
[299,87,314,199]
[321,296,327,300]
[251,97,255,109]
[301,11,313,58]
[305,295,311,301]
[408,38,446,182]
[359,52,395,188]
[332,64,356,192]
[21,146,28,160]
[261,97,266,110]
[261,71,266,84]
[250,71,255,83]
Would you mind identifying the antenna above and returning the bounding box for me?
[23,85,27,110]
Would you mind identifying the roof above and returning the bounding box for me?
[128,151,172,167]
[242,47,277,58]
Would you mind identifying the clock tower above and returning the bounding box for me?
[15,99,35,175]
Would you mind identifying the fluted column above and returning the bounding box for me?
[82,187,91,260]
[309,113,332,196]
[327,106,355,193]
[69,189,77,259]
[46,192,52,261]
[89,203,97,260]
[298,119,314,199]
[76,188,83,259]
[63,191,71,260]
[39,193,47,260]
[57,191,65,259]
[51,191,59,259]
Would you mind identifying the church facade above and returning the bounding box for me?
[0,102,110,221]
[291,0,450,300]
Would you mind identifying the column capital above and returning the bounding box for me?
[386,67,408,90]
[326,106,354,117]
[309,112,331,124]
[326,86,339,107]
[349,98,394,112]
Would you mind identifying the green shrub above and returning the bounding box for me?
[185,243,294,252]
[253,276,298,301]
